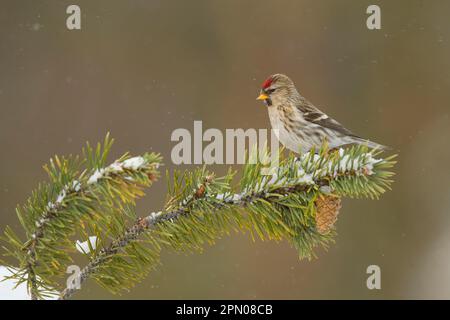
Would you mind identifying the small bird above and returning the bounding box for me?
[256,74,387,153]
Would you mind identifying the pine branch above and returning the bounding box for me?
[58,144,396,299]
[1,134,161,299]
[1,135,396,299]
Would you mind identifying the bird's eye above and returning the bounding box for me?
[266,88,276,94]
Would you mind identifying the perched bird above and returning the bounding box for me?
[256,74,387,153]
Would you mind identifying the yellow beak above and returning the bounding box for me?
[256,93,269,100]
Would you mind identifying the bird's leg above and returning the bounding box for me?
[328,147,340,154]
[327,143,357,156]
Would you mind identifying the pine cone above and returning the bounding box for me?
[314,194,342,234]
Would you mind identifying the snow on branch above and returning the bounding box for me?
[1,136,396,300]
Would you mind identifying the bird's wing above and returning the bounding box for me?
[297,100,360,138]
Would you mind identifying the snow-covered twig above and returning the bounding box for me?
[26,156,151,299]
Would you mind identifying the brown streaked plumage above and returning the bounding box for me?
[256,74,387,153]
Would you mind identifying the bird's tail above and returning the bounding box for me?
[354,138,390,151]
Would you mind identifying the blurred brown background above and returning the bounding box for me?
[1,0,450,299]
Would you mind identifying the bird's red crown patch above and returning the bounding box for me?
[261,76,273,89]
